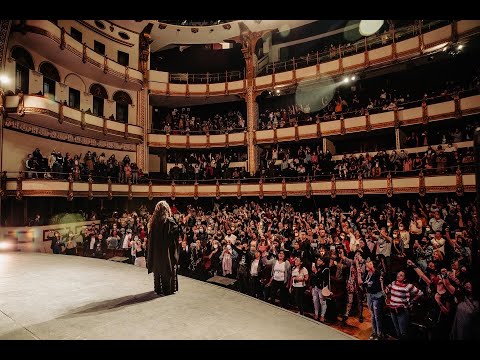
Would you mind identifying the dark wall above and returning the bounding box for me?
[151,44,244,73]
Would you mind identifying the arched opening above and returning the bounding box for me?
[113,91,132,123]
[11,46,34,94]
[89,83,108,117]
[39,62,60,100]
[64,73,85,110]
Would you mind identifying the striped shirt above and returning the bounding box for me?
[385,281,423,308]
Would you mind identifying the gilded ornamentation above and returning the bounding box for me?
[88,174,94,200]
[306,175,312,199]
[58,102,64,124]
[422,101,429,125]
[107,177,112,200]
[0,171,6,199]
[215,180,220,200]
[81,109,86,129]
[171,181,176,200]
[237,180,242,199]
[148,180,153,200]
[3,118,136,151]
[294,123,299,141]
[330,174,336,198]
[16,171,24,200]
[316,118,322,138]
[386,172,393,197]
[259,179,264,199]
[454,93,462,119]
[128,180,133,200]
[282,178,287,199]
[16,91,25,116]
[418,170,426,197]
[67,173,74,201]
[358,174,364,198]
[456,167,464,197]
[194,182,199,200]
[365,110,371,132]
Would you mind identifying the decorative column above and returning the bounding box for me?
[136,89,149,173]
[236,26,269,176]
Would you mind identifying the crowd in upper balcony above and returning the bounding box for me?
[24,148,148,184]
[258,65,480,131]
[167,149,248,181]
[153,105,246,135]
[258,122,478,181]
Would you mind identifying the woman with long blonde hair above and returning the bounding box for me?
[147,200,179,295]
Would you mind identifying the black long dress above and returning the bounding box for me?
[147,217,179,295]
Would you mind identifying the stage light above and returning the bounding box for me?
[457,44,463,50]
[343,77,350,83]
[359,20,384,36]
[351,76,356,81]
[0,75,9,85]
[276,89,281,94]
[443,46,448,52]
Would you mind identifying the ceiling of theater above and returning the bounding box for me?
[108,20,316,52]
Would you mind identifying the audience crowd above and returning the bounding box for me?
[49,193,478,340]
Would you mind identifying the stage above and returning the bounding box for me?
[0,253,354,340]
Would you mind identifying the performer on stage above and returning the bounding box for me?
[147,201,179,296]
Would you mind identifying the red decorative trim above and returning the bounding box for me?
[225,132,229,148]
[316,119,322,138]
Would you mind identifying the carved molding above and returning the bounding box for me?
[107,177,113,200]
[3,118,137,151]
[294,123,299,141]
[171,181,176,200]
[88,174,94,200]
[418,170,426,197]
[259,179,264,199]
[148,180,153,200]
[422,101,429,125]
[237,180,242,199]
[365,111,371,132]
[456,167,464,196]
[15,172,24,200]
[58,103,64,124]
[128,180,133,200]
[386,172,393,197]
[215,180,220,200]
[67,173,74,201]
[330,175,336,198]
[282,178,287,199]
[358,174,364,198]
[0,172,7,199]
[194,182,199,200]
[0,20,12,71]
[305,175,312,199]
